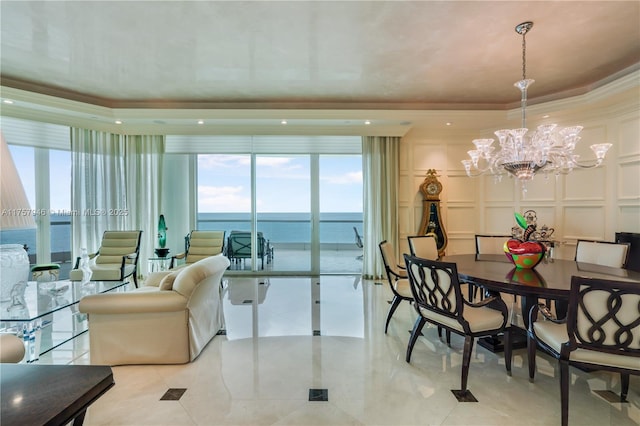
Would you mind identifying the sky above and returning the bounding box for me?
[197,154,363,213]
[8,146,363,214]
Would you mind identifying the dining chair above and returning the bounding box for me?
[475,234,511,255]
[403,254,511,400]
[471,235,512,302]
[378,240,412,334]
[527,276,640,426]
[574,239,630,268]
[408,235,439,260]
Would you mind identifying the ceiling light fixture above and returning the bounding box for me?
[281,120,287,125]
[115,120,122,124]
[2,99,14,104]
[461,21,611,195]
[197,120,204,125]
[364,120,371,125]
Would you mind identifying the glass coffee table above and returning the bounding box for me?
[0,280,130,362]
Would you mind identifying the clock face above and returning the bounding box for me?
[427,182,439,195]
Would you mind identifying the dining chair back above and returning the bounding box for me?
[475,234,510,255]
[527,275,640,426]
[403,254,511,398]
[408,235,439,260]
[378,240,412,334]
[471,235,511,302]
[574,239,630,268]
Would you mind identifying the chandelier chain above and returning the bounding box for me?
[521,30,527,80]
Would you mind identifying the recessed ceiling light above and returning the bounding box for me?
[281,120,287,125]
[542,114,550,118]
[2,99,14,104]
[115,120,122,124]
[197,120,204,125]
[364,120,371,125]
[446,122,452,126]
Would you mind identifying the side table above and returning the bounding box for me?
[148,257,171,273]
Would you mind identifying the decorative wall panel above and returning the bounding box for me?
[398,174,412,203]
[483,177,515,202]
[519,176,557,202]
[447,206,475,234]
[562,206,606,240]
[564,167,607,201]
[484,207,515,234]
[619,117,640,157]
[448,175,476,202]
[413,144,446,171]
[619,161,640,199]
[618,206,640,233]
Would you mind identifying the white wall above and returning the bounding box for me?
[398,74,640,260]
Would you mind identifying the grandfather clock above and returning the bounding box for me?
[418,169,448,257]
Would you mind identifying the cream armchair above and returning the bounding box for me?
[70,230,142,287]
[79,255,230,365]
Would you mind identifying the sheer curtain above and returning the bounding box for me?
[71,128,164,276]
[362,136,400,279]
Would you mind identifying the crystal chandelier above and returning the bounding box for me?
[461,21,612,194]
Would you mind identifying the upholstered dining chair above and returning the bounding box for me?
[574,239,630,268]
[378,240,412,334]
[171,230,226,269]
[403,254,511,400]
[527,275,640,426]
[471,234,512,302]
[70,230,142,287]
[408,235,439,260]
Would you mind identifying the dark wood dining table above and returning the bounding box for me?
[440,254,640,350]
[1,364,114,426]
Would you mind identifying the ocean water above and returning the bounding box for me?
[0,213,363,255]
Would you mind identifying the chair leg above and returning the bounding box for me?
[132,273,138,288]
[527,332,537,381]
[461,335,474,393]
[437,327,442,339]
[406,316,427,362]
[446,330,451,345]
[560,360,569,426]
[384,295,402,334]
[621,373,630,402]
[503,327,512,375]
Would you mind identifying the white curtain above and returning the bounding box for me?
[362,136,400,279]
[71,128,164,276]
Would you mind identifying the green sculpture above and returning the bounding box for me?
[157,214,167,248]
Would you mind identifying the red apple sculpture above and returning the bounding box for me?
[504,212,546,269]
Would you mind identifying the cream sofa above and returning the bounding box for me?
[79,255,230,365]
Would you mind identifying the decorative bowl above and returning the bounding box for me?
[154,248,170,258]
[504,251,544,269]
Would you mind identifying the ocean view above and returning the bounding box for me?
[0,212,364,256]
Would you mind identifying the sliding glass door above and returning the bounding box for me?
[194,137,363,275]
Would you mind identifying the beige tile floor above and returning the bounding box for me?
[36,276,639,426]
